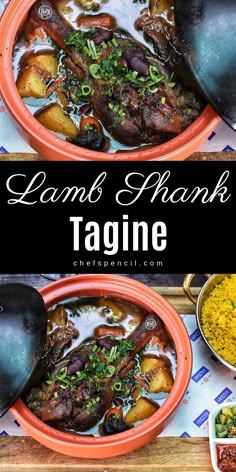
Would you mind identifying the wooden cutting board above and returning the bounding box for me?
[0,436,211,472]
[0,286,213,471]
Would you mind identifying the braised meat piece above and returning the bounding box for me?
[135,1,203,96]
[29,0,203,148]
[24,313,163,432]
[25,318,79,389]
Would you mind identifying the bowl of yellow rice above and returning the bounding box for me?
[184,274,236,371]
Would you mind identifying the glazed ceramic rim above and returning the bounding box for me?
[0,0,220,161]
[12,274,192,451]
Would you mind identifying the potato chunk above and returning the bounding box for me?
[48,305,68,327]
[35,103,78,138]
[16,66,47,98]
[140,356,174,393]
[141,356,169,375]
[98,298,126,322]
[150,0,172,16]
[125,398,158,426]
[76,0,99,11]
[25,52,58,76]
[149,367,174,393]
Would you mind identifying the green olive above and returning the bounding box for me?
[215,424,227,433]
[219,414,227,425]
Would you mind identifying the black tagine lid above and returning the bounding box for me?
[0,284,47,417]
[174,0,236,131]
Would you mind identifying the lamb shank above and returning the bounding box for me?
[25,313,163,432]
[29,0,203,147]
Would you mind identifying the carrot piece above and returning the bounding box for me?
[76,13,115,29]
[149,335,161,348]
[46,76,66,98]
[105,407,123,421]
[94,325,125,338]
[134,375,150,392]
[33,27,47,41]
[132,384,142,401]
[26,33,35,42]
[26,27,47,43]
[56,89,68,108]
[80,115,102,133]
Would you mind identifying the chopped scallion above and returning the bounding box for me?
[167,82,176,88]
[149,65,165,84]
[111,38,118,47]
[81,84,92,96]
[89,63,101,79]
[113,381,122,391]
[106,365,116,377]
[148,85,159,93]
[56,367,67,381]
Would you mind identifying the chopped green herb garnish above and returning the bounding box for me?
[59,383,69,389]
[167,82,176,88]
[106,365,116,377]
[74,83,93,101]
[147,85,159,93]
[117,339,135,355]
[89,63,102,79]
[109,345,118,362]
[81,84,92,96]
[103,82,115,96]
[113,381,122,391]
[149,66,164,84]
[76,370,88,381]
[108,102,125,117]
[55,367,67,381]
[65,31,88,51]
[111,37,119,47]
[87,396,100,414]
[112,380,131,396]
[86,39,99,60]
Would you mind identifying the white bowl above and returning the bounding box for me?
[209,401,236,472]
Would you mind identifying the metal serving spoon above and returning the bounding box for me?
[174,0,236,131]
[0,284,47,417]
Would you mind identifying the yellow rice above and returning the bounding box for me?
[201,275,236,367]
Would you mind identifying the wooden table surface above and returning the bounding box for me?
[0,284,215,472]
[0,151,235,161]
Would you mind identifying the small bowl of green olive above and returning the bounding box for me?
[209,402,236,472]
[214,404,236,439]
